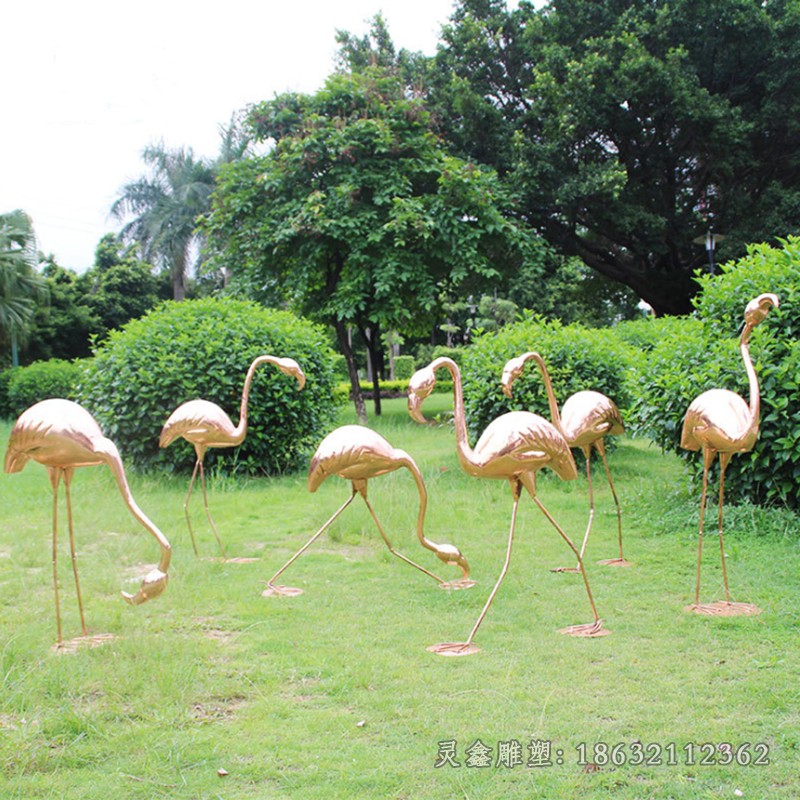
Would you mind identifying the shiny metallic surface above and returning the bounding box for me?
[409,357,608,656]
[501,352,629,569]
[263,424,473,597]
[160,355,305,559]
[681,292,779,616]
[4,398,172,645]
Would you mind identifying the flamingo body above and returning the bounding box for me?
[160,399,241,451]
[681,389,756,454]
[160,355,305,556]
[466,411,577,481]
[264,423,471,596]
[560,390,624,448]
[679,292,779,614]
[4,398,171,644]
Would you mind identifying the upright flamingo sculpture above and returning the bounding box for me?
[501,351,628,570]
[681,292,779,616]
[408,357,608,656]
[4,399,172,647]
[160,355,305,558]
[262,425,472,597]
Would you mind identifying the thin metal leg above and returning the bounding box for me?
[533,494,605,636]
[694,454,712,607]
[717,454,731,604]
[198,459,226,559]
[596,442,630,566]
[263,492,356,597]
[49,469,63,644]
[63,470,87,636]
[361,495,444,584]
[184,459,201,556]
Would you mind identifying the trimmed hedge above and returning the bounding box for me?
[631,238,799,507]
[461,313,632,442]
[5,359,84,419]
[78,298,341,475]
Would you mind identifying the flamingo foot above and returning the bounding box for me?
[558,619,610,637]
[52,632,115,654]
[550,566,581,574]
[427,641,481,657]
[438,578,477,591]
[262,583,304,598]
[597,557,632,568]
[684,601,761,617]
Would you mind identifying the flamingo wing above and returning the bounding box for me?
[159,399,237,448]
[561,391,624,446]
[681,389,755,453]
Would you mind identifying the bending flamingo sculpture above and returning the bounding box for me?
[160,355,305,558]
[4,399,171,646]
[408,357,608,656]
[501,351,628,570]
[681,292,779,616]
[262,425,472,597]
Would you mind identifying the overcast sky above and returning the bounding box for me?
[2,0,470,271]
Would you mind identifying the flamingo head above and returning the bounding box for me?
[744,293,779,328]
[433,543,470,580]
[501,354,530,398]
[121,568,169,606]
[275,357,306,390]
[408,365,436,424]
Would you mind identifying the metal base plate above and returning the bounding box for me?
[597,557,632,567]
[262,584,304,598]
[685,601,761,617]
[558,620,611,637]
[438,578,477,591]
[52,633,115,654]
[427,642,481,657]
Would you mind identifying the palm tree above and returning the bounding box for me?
[112,121,252,302]
[0,210,48,366]
[111,143,215,301]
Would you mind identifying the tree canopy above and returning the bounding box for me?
[205,67,539,419]
[432,0,800,314]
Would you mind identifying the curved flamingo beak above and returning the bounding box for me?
[434,543,470,580]
[121,568,169,606]
[501,356,526,398]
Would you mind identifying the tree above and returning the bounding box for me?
[205,67,538,421]
[111,143,216,301]
[433,0,800,315]
[0,210,47,366]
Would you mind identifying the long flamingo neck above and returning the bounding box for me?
[524,352,563,433]
[430,357,476,469]
[400,454,435,553]
[740,326,760,425]
[101,441,171,573]
[235,356,279,442]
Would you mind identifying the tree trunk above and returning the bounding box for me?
[335,319,367,424]
[363,325,383,417]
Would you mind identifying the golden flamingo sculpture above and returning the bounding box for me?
[501,351,629,571]
[262,425,472,597]
[4,399,172,646]
[408,357,608,656]
[160,355,305,558]
[681,292,779,616]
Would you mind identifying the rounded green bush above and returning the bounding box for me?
[631,237,798,507]
[461,313,633,442]
[393,355,416,381]
[77,298,341,475]
[6,359,83,419]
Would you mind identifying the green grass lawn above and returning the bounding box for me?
[1,396,799,798]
